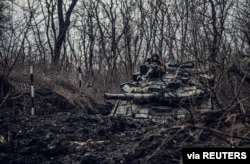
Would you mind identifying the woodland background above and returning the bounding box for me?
[0,0,250,109]
[1,1,250,163]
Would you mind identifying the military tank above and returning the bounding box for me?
[104,60,214,123]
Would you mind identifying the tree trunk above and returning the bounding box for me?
[53,0,78,64]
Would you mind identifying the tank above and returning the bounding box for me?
[104,60,214,124]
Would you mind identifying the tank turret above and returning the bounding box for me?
[104,60,213,124]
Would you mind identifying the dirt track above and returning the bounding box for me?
[1,107,250,164]
[0,111,171,163]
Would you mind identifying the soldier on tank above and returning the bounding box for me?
[151,53,164,66]
[144,53,166,79]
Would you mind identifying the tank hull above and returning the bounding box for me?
[109,94,212,124]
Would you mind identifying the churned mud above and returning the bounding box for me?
[1,75,250,164]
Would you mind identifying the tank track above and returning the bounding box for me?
[110,97,212,124]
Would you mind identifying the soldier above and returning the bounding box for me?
[151,53,164,66]
[143,54,166,78]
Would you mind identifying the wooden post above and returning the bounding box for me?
[30,65,35,115]
[78,66,82,93]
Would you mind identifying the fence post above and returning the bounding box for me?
[30,65,35,116]
[78,66,82,93]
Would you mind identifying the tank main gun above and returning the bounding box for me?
[104,93,160,101]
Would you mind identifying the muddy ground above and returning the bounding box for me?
[1,75,250,164]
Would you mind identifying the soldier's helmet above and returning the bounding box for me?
[151,53,159,61]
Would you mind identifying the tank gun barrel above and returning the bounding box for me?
[104,93,159,101]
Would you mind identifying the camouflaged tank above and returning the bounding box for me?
[104,60,214,123]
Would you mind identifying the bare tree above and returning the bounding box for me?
[98,0,124,76]
[0,0,8,39]
[2,0,250,103]
[206,0,233,71]
[120,0,134,75]
[53,0,78,65]
[0,0,10,98]
[235,0,250,53]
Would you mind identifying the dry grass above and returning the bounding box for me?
[7,64,125,106]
